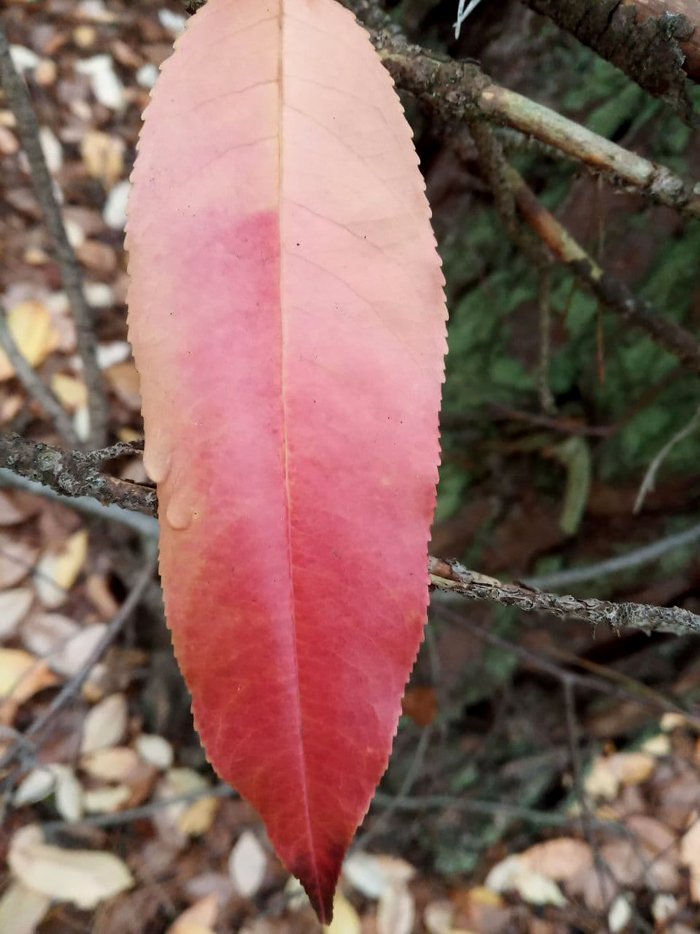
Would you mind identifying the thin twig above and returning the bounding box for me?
[0,25,108,447]
[634,405,700,513]
[41,783,237,832]
[0,307,78,446]
[526,521,700,589]
[505,165,700,374]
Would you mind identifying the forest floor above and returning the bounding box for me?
[0,0,700,931]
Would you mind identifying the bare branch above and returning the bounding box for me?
[0,433,156,516]
[0,25,109,447]
[430,558,700,637]
[520,0,700,123]
[504,164,700,375]
[180,0,700,217]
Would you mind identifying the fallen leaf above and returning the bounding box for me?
[81,131,125,189]
[83,785,131,814]
[75,55,125,110]
[35,530,89,609]
[0,539,37,589]
[167,893,219,934]
[519,837,593,882]
[343,853,415,901]
[325,893,361,934]
[584,752,655,800]
[0,491,33,526]
[81,693,128,753]
[608,894,633,933]
[0,301,60,381]
[106,361,141,410]
[9,824,133,908]
[377,883,415,934]
[81,747,140,782]
[0,881,50,934]
[0,588,33,639]
[135,733,174,770]
[681,818,700,901]
[485,855,566,907]
[14,768,57,807]
[229,831,267,899]
[0,648,57,722]
[50,373,88,411]
[156,768,219,838]
[50,764,84,822]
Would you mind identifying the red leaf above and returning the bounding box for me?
[127,0,446,921]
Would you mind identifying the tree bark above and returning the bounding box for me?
[521,0,700,122]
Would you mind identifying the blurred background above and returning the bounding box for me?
[0,0,699,931]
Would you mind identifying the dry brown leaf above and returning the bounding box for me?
[81,746,140,782]
[81,693,128,753]
[8,824,133,908]
[0,587,33,639]
[0,881,50,934]
[0,301,60,380]
[519,838,593,882]
[34,530,89,609]
[584,752,655,800]
[0,491,33,526]
[0,539,37,589]
[0,648,57,722]
[50,373,88,412]
[228,831,267,899]
[167,893,219,934]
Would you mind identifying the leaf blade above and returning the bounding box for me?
[127,0,446,921]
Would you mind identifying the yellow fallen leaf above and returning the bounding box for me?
[8,824,133,909]
[156,768,219,838]
[83,785,131,814]
[106,361,141,410]
[50,373,88,412]
[35,530,89,609]
[325,893,361,934]
[0,648,57,722]
[81,130,124,189]
[0,301,60,381]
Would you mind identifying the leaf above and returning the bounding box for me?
[34,529,89,610]
[377,883,415,934]
[167,893,219,934]
[0,648,57,722]
[0,882,50,934]
[126,0,446,922]
[485,855,566,907]
[228,831,268,899]
[681,818,700,902]
[81,693,128,753]
[325,893,361,934]
[0,301,60,381]
[0,587,33,640]
[8,824,133,909]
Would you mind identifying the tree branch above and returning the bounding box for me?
[2,434,699,639]
[0,433,156,516]
[430,558,700,637]
[179,0,700,218]
[0,25,109,448]
[520,0,700,123]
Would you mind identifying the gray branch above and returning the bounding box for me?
[0,25,108,447]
